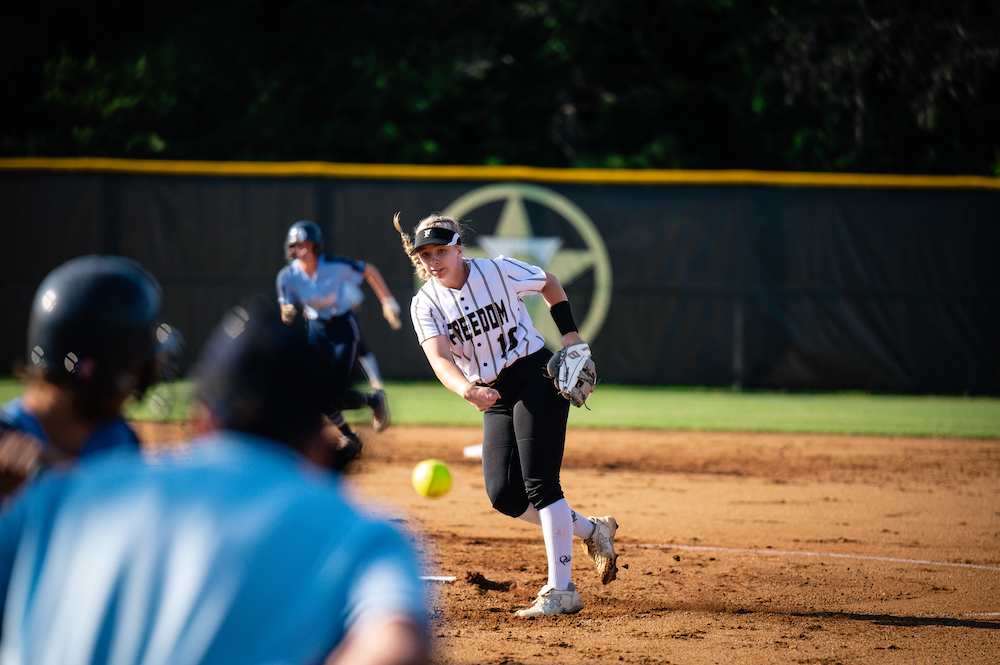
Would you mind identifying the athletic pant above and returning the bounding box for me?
[306,313,367,415]
[481,349,571,517]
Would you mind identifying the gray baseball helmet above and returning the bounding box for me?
[285,220,324,259]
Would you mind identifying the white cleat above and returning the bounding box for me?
[516,582,584,617]
[582,516,619,584]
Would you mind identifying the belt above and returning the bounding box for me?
[479,350,545,387]
[480,363,514,388]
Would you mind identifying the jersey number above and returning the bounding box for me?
[497,328,518,358]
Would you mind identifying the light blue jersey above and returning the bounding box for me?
[0,433,427,664]
[0,397,139,459]
[276,255,365,320]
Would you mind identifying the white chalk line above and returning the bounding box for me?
[644,543,1000,572]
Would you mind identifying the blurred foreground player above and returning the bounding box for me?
[0,255,179,500]
[0,298,429,665]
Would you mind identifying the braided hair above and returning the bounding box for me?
[393,212,467,282]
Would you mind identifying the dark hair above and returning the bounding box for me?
[193,296,326,449]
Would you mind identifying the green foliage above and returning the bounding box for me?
[1,1,997,174]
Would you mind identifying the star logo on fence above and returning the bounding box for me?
[442,183,612,346]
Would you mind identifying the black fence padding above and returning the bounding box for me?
[1,168,996,394]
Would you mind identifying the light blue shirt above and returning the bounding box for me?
[0,398,140,503]
[276,256,365,320]
[0,398,140,458]
[0,433,427,664]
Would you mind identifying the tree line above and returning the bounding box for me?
[3,0,997,175]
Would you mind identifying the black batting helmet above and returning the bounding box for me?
[284,220,323,261]
[193,296,325,449]
[26,255,163,397]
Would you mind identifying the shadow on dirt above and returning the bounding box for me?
[803,611,1000,630]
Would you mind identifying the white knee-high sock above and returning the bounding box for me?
[539,499,573,590]
[571,509,597,541]
[519,504,596,541]
[359,353,384,391]
[516,504,541,525]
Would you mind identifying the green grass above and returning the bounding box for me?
[2,378,998,438]
[572,385,1000,438]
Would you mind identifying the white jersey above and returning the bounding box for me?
[411,257,548,384]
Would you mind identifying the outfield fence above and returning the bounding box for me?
[1,159,997,394]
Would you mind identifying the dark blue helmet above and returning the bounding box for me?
[284,221,324,261]
[27,255,163,396]
[193,296,325,449]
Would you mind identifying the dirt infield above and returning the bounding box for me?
[134,422,1000,664]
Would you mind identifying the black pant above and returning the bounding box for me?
[481,349,570,517]
[307,313,366,415]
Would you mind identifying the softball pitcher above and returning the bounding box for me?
[395,213,618,617]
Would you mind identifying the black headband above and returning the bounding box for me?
[410,227,460,254]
